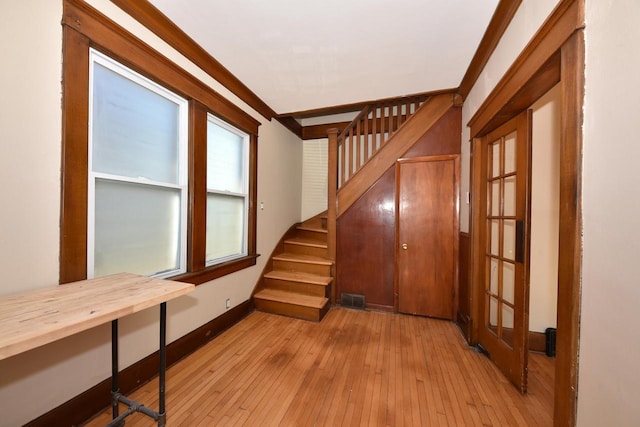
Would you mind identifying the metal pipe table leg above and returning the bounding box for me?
[111,319,124,427]
[158,302,167,427]
[108,303,168,427]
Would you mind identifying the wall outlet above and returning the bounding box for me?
[225,298,231,309]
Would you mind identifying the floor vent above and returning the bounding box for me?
[341,293,366,310]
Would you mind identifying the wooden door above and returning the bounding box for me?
[397,155,459,319]
[477,111,532,392]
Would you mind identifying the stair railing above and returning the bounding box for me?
[335,95,430,189]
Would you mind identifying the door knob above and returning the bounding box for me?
[401,243,408,250]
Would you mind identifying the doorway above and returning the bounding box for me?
[469,29,583,425]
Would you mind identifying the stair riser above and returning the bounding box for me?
[265,278,329,298]
[284,243,328,258]
[296,229,328,243]
[254,298,327,322]
[273,260,331,276]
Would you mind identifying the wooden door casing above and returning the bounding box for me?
[396,155,460,319]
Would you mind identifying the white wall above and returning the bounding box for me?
[0,1,302,425]
[301,138,328,220]
[529,84,560,333]
[578,0,640,424]
[461,0,561,232]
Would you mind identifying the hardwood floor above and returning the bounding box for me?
[83,308,554,426]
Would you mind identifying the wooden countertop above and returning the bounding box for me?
[0,273,194,361]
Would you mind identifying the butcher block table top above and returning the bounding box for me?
[0,273,194,361]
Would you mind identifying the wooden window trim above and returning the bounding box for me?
[109,0,276,121]
[60,0,259,285]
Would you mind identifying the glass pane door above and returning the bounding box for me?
[486,131,518,349]
[477,110,531,393]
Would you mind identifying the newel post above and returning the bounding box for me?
[327,128,339,303]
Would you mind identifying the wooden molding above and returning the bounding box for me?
[276,116,303,139]
[489,328,550,353]
[302,122,351,140]
[477,52,561,137]
[528,331,547,353]
[110,0,276,121]
[59,26,90,284]
[468,0,584,138]
[364,303,394,312]
[63,0,260,134]
[554,28,584,427]
[187,101,208,272]
[459,0,522,100]
[25,300,254,426]
[281,88,458,120]
[457,232,471,341]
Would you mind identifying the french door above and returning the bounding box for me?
[477,111,531,392]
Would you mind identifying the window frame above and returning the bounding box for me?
[88,49,190,279]
[60,0,260,285]
[205,114,250,266]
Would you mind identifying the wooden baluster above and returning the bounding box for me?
[379,105,385,150]
[355,118,361,173]
[398,101,404,127]
[364,110,369,164]
[327,128,338,303]
[403,99,409,123]
[346,127,352,183]
[388,103,394,137]
[371,105,377,157]
[337,137,343,188]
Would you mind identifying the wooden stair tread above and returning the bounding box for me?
[264,270,332,286]
[296,225,328,234]
[273,252,332,265]
[254,289,328,309]
[284,237,328,248]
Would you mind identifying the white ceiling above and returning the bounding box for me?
[148,0,499,115]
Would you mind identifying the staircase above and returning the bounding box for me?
[254,215,332,322]
[254,93,455,322]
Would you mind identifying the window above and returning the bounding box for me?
[60,5,260,285]
[88,50,189,279]
[206,116,249,265]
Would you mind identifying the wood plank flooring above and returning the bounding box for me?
[83,308,554,426]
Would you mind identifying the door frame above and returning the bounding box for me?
[468,1,584,425]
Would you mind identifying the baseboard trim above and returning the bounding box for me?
[25,299,254,427]
[529,330,547,353]
[456,311,472,342]
[364,302,394,312]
